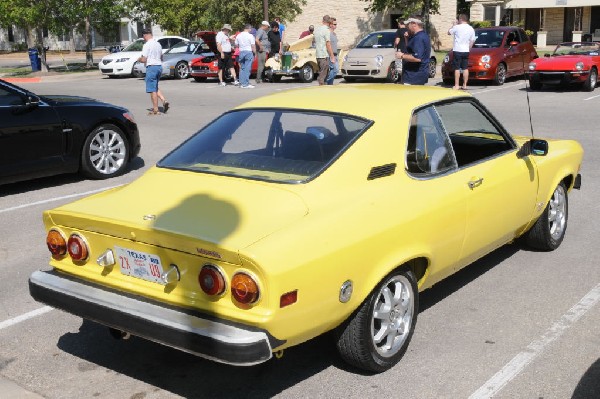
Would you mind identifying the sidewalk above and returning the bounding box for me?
[0,375,44,398]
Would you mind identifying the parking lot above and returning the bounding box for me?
[1,72,599,399]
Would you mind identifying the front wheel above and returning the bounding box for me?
[175,61,189,79]
[583,67,597,92]
[298,64,314,83]
[523,182,568,251]
[335,268,418,372]
[386,62,399,83]
[81,124,129,180]
[493,63,506,86]
[429,57,437,78]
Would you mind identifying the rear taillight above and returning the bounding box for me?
[67,234,89,261]
[46,229,67,257]
[199,265,226,296]
[231,272,259,304]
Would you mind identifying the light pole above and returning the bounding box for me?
[263,0,268,22]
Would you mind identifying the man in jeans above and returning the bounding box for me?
[255,21,270,84]
[138,28,169,115]
[235,24,257,89]
[314,15,336,86]
[326,17,338,85]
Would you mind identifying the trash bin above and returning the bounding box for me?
[28,48,41,71]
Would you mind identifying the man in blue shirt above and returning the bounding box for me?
[395,16,431,85]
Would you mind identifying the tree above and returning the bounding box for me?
[362,0,440,16]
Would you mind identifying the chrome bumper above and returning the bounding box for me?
[29,270,277,366]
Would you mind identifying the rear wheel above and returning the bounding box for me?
[81,124,129,180]
[429,57,437,78]
[583,67,597,92]
[175,61,189,79]
[298,64,314,83]
[335,268,418,372]
[524,182,568,251]
[493,63,506,85]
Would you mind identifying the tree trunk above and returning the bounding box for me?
[70,27,76,54]
[36,27,49,73]
[85,16,94,68]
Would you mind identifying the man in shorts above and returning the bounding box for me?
[216,24,239,86]
[138,28,169,115]
[448,14,475,90]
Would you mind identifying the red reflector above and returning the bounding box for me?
[67,234,89,261]
[280,290,298,308]
[46,230,67,257]
[231,273,259,304]
[199,265,225,296]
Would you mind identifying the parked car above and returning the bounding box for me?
[0,79,140,185]
[189,31,259,82]
[341,29,436,83]
[441,27,538,86]
[29,85,582,373]
[264,34,321,82]
[133,41,213,79]
[99,36,189,78]
[528,42,599,91]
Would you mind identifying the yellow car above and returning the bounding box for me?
[29,85,583,372]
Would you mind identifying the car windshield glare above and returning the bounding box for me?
[357,32,396,49]
[554,42,600,56]
[473,30,505,48]
[158,109,370,183]
[167,42,198,54]
[123,40,144,52]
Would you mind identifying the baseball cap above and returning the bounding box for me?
[261,20,269,26]
[405,17,422,24]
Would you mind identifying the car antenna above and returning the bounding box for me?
[521,45,535,138]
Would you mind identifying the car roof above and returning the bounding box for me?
[237,85,470,121]
[476,27,518,32]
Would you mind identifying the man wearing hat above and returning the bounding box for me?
[216,24,239,86]
[395,16,431,85]
[138,28,169,115]
[255,20,271,84]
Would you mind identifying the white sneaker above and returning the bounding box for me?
[241,84,255,89]
[233,80,240,86]
[218,82,226,87]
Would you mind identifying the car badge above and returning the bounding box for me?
[196,248,222,259]
[143,214,156,220]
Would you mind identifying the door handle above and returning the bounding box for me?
[468,178,484,189]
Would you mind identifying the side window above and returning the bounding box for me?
[0,87,23,106]
[505,30,520,46]
[406,106,457,176]
[435,101,514,167]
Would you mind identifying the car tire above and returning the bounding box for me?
[583,67,597,92]
[132,64,144,78]
[299,64,314,83]
[493,63,506,86]
[335,267,418,372]
[81,124,130,180]
[523,182,568,251]
[175,61,189,79]
[529,78,542,90]
[386,62,399,83]
[429,57,437,78]
[193,76,207,82]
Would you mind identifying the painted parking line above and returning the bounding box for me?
[584,94,600,101]
[470,81,525,94]
[0,185,121,214]
[0,306,53,331]
[469,282,600,399]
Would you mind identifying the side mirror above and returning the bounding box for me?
[24,95,40,109]
[518,139,548,157]
[509,41,519,48]
[544,53,551,57]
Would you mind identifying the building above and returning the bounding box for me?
[468,0,600,46]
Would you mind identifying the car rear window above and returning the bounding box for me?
[158,109,371,183]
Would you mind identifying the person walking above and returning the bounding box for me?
[216,24,239,86]
[255,21,270,84]
[326,18,338,85]
[395,16,431,85]
[138,28,169,115]
[448,14,475,90]
[314,15,336,86]
[235,24,257,89]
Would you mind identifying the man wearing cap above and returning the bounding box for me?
[395,16,431,85]
[138,28,169,115]
[216,24,239,86]
[255,21,271,84]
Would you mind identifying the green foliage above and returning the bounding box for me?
[361,0,440,16]
[471,20,492,29]
[457,0,470,16]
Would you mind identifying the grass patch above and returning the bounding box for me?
[0,66,32,76]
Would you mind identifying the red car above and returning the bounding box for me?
[190,31,260,82]
[442,27,538,86]
[528,42,599,91]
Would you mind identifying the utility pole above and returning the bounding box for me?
[263,0,268,22]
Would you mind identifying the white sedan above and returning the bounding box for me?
[99,36,188,78]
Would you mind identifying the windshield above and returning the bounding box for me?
[356,32,396,49]
[553,42,600,56]
[473,30,505,48]
[166,41,200,54]
[122,40,144,52]
[158,109,371,183]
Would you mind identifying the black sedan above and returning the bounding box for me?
[0,79,140,185]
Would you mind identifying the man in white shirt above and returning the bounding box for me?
[448,14,475,90]
[138,28,169,115]
[216,24,239,86]
[235,24,257,89]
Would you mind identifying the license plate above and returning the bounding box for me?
[115,246,165,284]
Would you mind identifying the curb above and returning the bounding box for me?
[2,70,101,83]
[0,376,44,398]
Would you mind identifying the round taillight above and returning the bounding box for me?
[199,265,226,296]
[67,234,89,261]
[231,273,259,304]
[46,229,67,257]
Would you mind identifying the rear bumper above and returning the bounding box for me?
[29,270,278,366]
